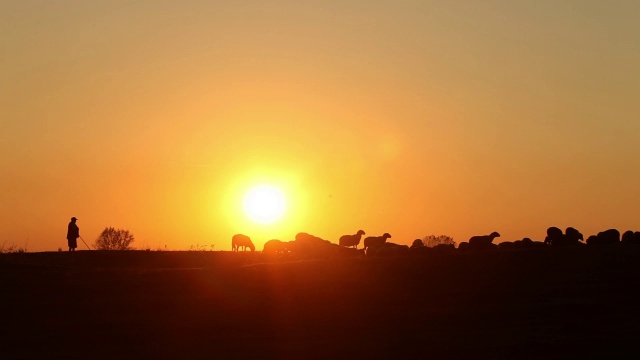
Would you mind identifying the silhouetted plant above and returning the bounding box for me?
[0,243,26,253]
[188,244,215,251]
[95,227,135,250]
[422,235,456,248]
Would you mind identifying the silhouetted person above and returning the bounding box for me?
[67,217,80,251]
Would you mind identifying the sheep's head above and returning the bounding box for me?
[357,230,366,236]
[566,227,584,241]
[490,231,500,238]
[383,233,392,239]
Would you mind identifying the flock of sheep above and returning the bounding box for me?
[230,227,640,258]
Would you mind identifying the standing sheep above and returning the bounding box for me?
[339,230,366,248]
[231,234,255,252]
[363,233,392,251]
[468,232,500,251]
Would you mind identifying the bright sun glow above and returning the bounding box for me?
[243,185,287,224]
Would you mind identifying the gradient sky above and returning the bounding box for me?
[2,0,639,251]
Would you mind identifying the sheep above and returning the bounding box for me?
[564,227,584,245]
[621,230,638,244]
[544,227,564,246]
[410,245,430,256]
[432,243,455,254]
[498,241,515,251]
[468,232,500,251]
[231,234,255,252]
[587,229,620,245]
[363,233,392,251]
[339,230,366,248]
[366,242,409,257]
[410,239,424,249]
[334,245,366,258]
[262,239,288,255]
[292,232,335,259]
[500,238,541,251]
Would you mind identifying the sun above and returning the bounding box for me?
[243,185,287,224]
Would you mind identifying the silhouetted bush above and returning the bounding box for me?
[95,227,135,250]
[422,235,456,248]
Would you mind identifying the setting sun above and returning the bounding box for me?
[243,185,287,224]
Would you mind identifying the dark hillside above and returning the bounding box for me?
[1,248,639,359]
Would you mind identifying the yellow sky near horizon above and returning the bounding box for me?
[1,1,639,251]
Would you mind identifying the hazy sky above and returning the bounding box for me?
[2,0,639,251]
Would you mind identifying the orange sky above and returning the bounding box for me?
[1,1,639,251]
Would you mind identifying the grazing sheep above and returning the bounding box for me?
[498,241,515,251]
[529,240,547,249]
[293,232,335,259]
[366,242,409,257]
[410,239,424,248]
[262,239,288,255]
[334,245,366,258]
[621,230,639,244]
[588,229,621,245]
[544,227,564,246]
[468,232,500,251]
[432,243,455,254]
[410,245,430,256]
[231,234,255,252]
[500,238,539,251]
[564,227,584,245]
[363,233,392,251]
[339,230,366,248]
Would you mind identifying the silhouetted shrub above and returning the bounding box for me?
[95,227,135,250]
[422,235,456,248]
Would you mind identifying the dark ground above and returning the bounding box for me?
[1,247,640,359]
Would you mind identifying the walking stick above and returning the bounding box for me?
[79,236,92,250]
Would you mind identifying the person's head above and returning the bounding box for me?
[71,217,78,222]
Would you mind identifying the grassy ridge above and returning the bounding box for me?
[1,248,639,359]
